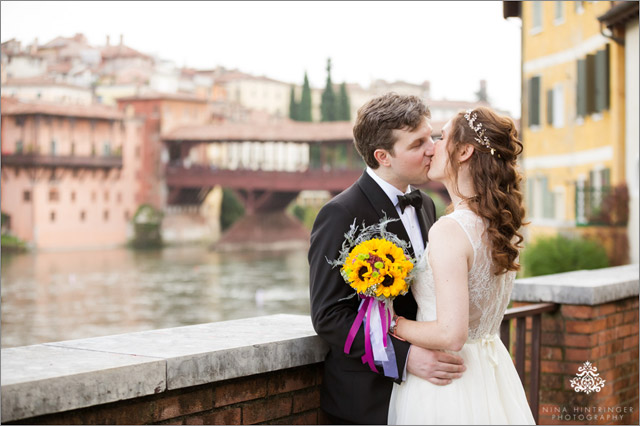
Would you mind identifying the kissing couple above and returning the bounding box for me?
[309,93,535,425]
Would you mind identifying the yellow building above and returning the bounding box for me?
[505,1,638,264]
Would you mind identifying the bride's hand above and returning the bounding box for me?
[407,346,466,385]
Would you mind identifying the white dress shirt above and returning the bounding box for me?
[366,167,425,259]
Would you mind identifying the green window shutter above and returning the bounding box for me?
[546,89,554,125]
[595,45,610,112]
[602,168,611,186]
[586,53,596,114]
[577,59,587,117]
[529,76,541,126]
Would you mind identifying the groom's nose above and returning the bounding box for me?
[424,138,435,156]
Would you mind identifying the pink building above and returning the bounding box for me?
[116,93,210,208]
[1,97,141,250]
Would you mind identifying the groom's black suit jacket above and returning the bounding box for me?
[309,171,437,424]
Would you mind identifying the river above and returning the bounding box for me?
[0,244,311,348]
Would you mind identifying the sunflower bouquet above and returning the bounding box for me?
[327,215,417,379]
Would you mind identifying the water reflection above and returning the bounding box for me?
[1,245,311,348]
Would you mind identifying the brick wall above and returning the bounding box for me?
[514,296,639,425]
[9,364,325,425]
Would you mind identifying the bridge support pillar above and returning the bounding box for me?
[216,190,308,248]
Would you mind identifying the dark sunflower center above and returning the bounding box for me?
[381,274,395,287]
[386,254,395,263]
[358,266,368,280]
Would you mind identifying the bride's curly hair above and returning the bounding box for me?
[446,106,527,275]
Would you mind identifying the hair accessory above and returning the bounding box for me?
[464,109,495,156]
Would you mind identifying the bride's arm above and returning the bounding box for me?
[394,217,472,351]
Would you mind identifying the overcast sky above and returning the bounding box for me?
[1,1,522,117]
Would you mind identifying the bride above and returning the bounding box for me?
[387,107,536,425]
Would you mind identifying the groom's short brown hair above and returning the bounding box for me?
[353,92,430,169]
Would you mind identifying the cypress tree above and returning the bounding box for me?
[299,72,313,122]
[321,58,337,122]
[289,86,299,121]
[338,82,351,121]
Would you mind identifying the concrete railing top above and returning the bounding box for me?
[0,314,328,423]
[512,263,639,305]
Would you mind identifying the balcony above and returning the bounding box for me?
[1,153,123,170]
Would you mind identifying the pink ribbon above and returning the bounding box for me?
[361,300,378,372]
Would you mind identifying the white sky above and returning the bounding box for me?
[1,1,522,117]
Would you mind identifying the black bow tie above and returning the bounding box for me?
[397,189,423,213]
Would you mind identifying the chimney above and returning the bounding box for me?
[119,34,123,46]
[106,35,110,46]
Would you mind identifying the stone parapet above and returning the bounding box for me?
[1,314,328,423]
[512,264,639,305]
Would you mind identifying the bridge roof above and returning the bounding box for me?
[163,120,354,143]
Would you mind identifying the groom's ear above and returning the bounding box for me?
[458,144,474,163]
[374,149,392,167]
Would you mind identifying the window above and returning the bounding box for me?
[577,46,610,118]
[104,191,110,202]
[50,211,56,222]
[124,210,130,221]
[16,140,23,154]
[103,142,111,156]
[531,2,543,34]
[15,117,25,127]
[80,211,86,221]
[117,192,122,203]
[23,190,31,202]
[528,76,541,127]
[575,1,584,14]
[71,191,76,202]
[104,210,109,221]
[91,191,96,202]
[547,84,565,128]
[554,1,564,24]
[71,142,76,156]
[49,189,59,202]
[50,140,57,156]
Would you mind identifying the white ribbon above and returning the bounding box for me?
[368,302,389,363]
[481,334,500,368]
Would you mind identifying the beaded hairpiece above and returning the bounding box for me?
[464,109,495,156]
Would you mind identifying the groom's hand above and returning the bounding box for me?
[406,345,466,385]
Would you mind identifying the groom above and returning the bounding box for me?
[309,93,465,425]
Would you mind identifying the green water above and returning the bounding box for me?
[0,245,311,348]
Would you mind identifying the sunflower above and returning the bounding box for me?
[374,267,409,298]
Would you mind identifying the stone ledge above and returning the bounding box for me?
[512,264,639,305]
[0,314,328,423]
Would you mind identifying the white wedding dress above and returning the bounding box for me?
[388,209,535,425]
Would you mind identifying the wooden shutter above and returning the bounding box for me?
[586,53,596,114]
[546,89,554,125]
[577,59,587,117]
[595,44,610,112]
[529,76,541,126]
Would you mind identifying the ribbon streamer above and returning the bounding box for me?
[344,296,399,379]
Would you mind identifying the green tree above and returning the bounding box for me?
[338,82,351,121]
[299,72,313,122]
[220,188,245,230]
[321,58,337,122]
[288,86,299,121]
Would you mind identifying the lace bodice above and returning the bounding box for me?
[411,209,516,341]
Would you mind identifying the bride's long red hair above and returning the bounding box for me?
[446,107,527,275]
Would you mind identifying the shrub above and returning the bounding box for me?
[220,189,245,231]
[521,234,609,277]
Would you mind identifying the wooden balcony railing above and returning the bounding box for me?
[1,153,123,169]
[500,302,558,424]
